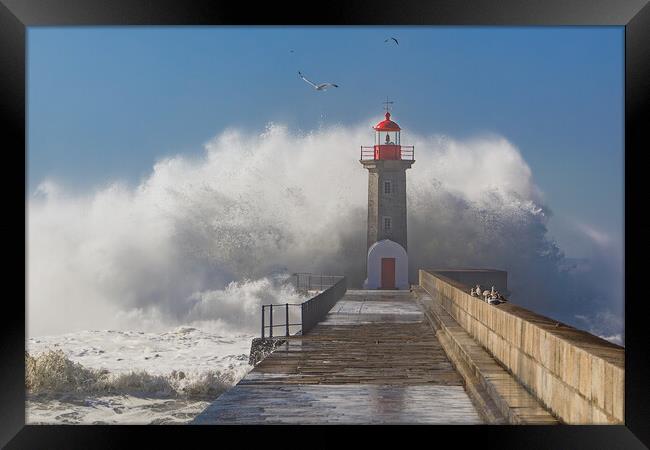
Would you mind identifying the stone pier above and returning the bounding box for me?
[194,290,483,424]
[193,269,622,425]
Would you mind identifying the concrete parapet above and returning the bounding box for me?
[428,268,508,294]
[414,286,557,424]
[419,269,624,424]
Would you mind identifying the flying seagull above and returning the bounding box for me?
[384,37,399,45]
[298,71,339,91]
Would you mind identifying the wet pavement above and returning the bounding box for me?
[193,290,483,424]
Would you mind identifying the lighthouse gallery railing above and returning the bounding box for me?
[360,145,415,161]
[260,273,347,338]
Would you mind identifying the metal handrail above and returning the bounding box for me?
[300,276,347,335]
[261,273,346,338]
[360,146,375,160]
[401,146,415,161]
[360,145,415,161]
[261,303,303,338]
[292,272,344,291]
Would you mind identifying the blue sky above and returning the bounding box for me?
[27,26,623,258]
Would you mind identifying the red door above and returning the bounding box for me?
[381,258,396,289]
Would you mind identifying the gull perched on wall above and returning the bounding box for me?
[298,71,339,91]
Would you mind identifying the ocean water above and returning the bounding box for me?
[26,327,255,424]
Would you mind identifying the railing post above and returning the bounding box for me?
[269,304,273,338]
[261,305,265,338]
[286,303,289,337]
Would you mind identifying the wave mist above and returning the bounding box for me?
[27,121,623,343]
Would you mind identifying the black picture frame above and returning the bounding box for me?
[2,0,648,448]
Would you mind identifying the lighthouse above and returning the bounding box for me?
[360,104,414,290]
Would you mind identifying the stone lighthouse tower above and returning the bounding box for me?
[360,105,414,290]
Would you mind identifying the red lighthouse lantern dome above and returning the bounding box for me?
[360,107,415,162]
[373,112,401,132]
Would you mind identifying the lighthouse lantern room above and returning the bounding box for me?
[374,112,401,157]
[360,105,415,290]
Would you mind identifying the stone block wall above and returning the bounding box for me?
[419,269,624,424]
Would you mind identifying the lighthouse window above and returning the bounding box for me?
[383,217,392,231]
[384,181,392,194]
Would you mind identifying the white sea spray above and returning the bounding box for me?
[27,121,623,340]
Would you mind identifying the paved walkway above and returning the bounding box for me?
[193,290,483,424]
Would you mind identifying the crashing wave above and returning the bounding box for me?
[27,122,623,340]
[26,350,240,400]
